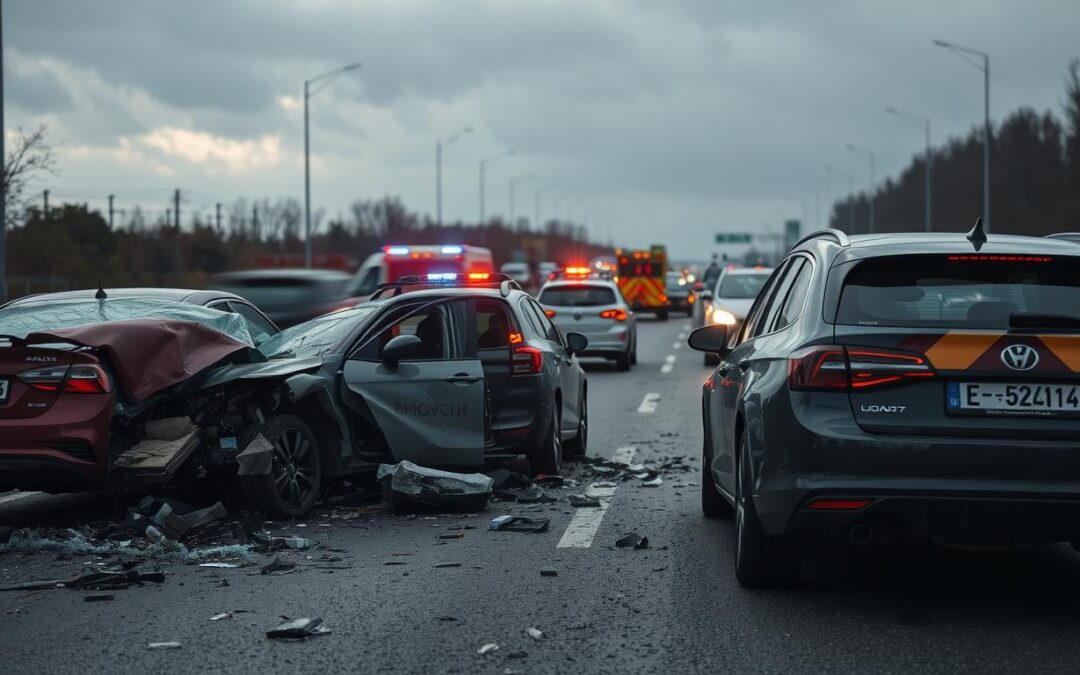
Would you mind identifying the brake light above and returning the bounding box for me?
[467,272,491,281]
[599,308,628,321]
[512,346,543,374]
[543,309,556,318]
[565,266,590,277]
[508,332,524,345]
[788,345,934,391]
[806,498,872,510]
[63,365,113,393]
[18,365,69,392]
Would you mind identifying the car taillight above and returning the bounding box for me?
[599,308,628,321]
[543,309,556,318]
[18,364,112,394]
[18,365,69,392]
[788,345,934,391]
[63,364,113,393]
[512,346,543,375]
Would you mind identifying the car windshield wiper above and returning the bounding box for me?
[1009,312,1080,329]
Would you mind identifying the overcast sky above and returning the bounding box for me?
[6,0,1080,258]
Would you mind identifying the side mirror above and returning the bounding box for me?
[380,334,421,364]
[687,325,729,357]
[565,332,589,355]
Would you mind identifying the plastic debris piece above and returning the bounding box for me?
[434,562,462,568]
[591,481,617,489]
[514,487,556,504]
[260,557,296,575]
[540,569,558,577]
[640,477,663,487]
[627,463,646,472]
[144,525,166,544]
[84,594,115,602]
[486,469,532,489]
[282,536,311,550]
[568,495,600,508]
[526,627,544,640]
[378,461,493,512]
[198,562,240,569]
[616,533,649,549]
[209,612,233,621]
[266,617,331,640]
[489,516,550,533]
[478,643,500,655]
[147,642,182,650]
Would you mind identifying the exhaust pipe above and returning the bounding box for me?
[849,523,873,545]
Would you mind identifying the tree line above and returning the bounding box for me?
[832,59,1080,236]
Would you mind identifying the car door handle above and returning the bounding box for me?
[446,374,480,384]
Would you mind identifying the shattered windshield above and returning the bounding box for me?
[0,298,254,346]
[258,306,375,358]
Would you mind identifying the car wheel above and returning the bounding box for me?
[734,428,801,587]
[528,406,562,476]
[240,415,322,518]
[657,309,669,321]
[631,337,638,365]
[564,394,587,457]
[702,434,733,518]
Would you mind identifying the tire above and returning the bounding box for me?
[702,434,733,518]
[240,415,322,518]
[528,406,562,476]
[615,351,631,371]
[630,337,638,365]
[564,394,587,458]
[657,309,669,321]
[733,429,801,587]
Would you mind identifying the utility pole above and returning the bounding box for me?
[252,204,259,239]
[108,194,115,228]
[43,189,49,220]
[173,189,180,229]
[215,202,222,233]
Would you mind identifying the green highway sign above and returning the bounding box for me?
[715,232,752,244]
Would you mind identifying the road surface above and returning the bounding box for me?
[3,317,1080,673]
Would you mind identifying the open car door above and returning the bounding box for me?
[342,298,487,467]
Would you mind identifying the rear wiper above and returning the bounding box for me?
[1009,312,1080,329]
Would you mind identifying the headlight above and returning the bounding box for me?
[710,308,737,326]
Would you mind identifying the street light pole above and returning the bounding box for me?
[508,173,534,227]
[303,62,361,268]
[934,39,990,232]
[846,143,876,233]
[886,106,933,232]
[479,149,514,224]
[435,126,473,226]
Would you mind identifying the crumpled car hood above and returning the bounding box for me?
[22,319,254,402]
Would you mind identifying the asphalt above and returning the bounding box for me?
[5,314,1080,673]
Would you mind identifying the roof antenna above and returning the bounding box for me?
[966,217,987,251]
[95,281,108,300]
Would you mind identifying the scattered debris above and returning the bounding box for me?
[266,617,331,640]
[640,477,663,488]
[0,568,165,592]
[209,612,233,621]
[198,562,240,569]
[434,562,462,568]
[489,516,550,533]
[478,643,500,655]
[115,417,200,487]
[486,469,532,490]
[616,533,649,549]
[526,627,544,640]
[435,615,457,622]
[540,569,558,577]
[568,495,600,508]
[84,594,115,602]
[260,557,296,575]
[378,461,493,512]
[147,642,182,650]
[439,533,464,540]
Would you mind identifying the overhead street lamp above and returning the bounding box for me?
[826,165,855,233]
[304,62,361,268]
[508,172,535,227]
[479,149,515,224]
[846,143,876,233]
[435,126,473,226]
[886,106,933,232]
[934,38,990,232]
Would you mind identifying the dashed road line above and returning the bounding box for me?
[556,447,635,549]
[637,392,661,413]
[672,341,682,350]
[677,332,687,340]
[660,354,676,374]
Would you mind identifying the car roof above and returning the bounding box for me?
[828,232,1080,263]
[723,267,773,276]
[3,287,248,308]
[541,279,617,289]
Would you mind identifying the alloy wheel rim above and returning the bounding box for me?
[271,428,317,509]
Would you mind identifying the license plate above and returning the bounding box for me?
[0,379,8,403]
[947,381,1080,417]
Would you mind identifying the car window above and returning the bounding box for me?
[351,301,454,362]
[517,298,545,339]
[772,259,812,331]
[228,302,277,345]
[718,273,770,299]
[739,261,789,343]
[538,285,616,306]
[475,299,514,350]
[528,299,562,344]
[755,260,801,337]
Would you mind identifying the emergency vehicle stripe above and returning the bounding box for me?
[1038,335,1080,372]
[923,332,1080,373]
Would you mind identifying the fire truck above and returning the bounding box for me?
[615,245,669,320]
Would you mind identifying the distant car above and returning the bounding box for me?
[500,262,534,289]
[212,269,352,328]
[689,226,1080,587]
[537,277,637,371]
[665,271,695,317]
[1,287,279,345]
[537,261,560,281]
[697,267,773,363]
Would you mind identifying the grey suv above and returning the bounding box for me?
[689,223,1080,587]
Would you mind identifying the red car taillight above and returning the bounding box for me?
[512,346,543,375]
[599,308,628,321]
[788,345,933,391]
[18,364,112,394]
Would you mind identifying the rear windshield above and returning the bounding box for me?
[836,254,1080,329]
[718,274,769,299]
[539,286,617,307]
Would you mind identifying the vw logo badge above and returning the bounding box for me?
[1000,344,1039,371]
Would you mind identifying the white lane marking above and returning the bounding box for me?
[556,448,635,549]
[637,392,661,413]
[660,354,676,374]
[673,341,682,350]
[677,332,687,340]
[683,322,692,330]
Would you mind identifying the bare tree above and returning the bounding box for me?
[1,124,58,301]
